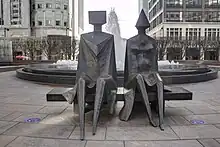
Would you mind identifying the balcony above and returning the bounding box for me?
[165,19,182,22]
[186,4,202,8]
[166,4,183,8]
[205,4,220,8]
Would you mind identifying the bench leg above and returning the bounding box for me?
[77,78,85,140]
[109,91,117,115]
[119,89,135,121]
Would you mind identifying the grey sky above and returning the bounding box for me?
[84,0,138,38]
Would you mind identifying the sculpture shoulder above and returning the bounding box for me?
[146,36,157,44]
[126,35,157,48]
[127,35,138,42]
[127,35,156,43]
[81,32,113,39]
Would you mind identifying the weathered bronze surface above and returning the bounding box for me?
[65,11,118,140]
[120,10,164,130]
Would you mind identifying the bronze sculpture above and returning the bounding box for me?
[65,11,117,140]
[119,10,164,130]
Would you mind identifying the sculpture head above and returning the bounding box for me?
[135,9,150,35]
[89,11,106,32]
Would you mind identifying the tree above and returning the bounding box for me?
[71,37,78,60]
[44,36,60,60]
[156,37,170,60]
[21,37,41,60]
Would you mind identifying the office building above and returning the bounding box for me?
[148,0,220,60]
[0,0,84,38]
[138,0,149,17]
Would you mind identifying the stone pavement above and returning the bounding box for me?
[0,71,220,147]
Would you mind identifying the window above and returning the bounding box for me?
[185,11,202,22]
[38,21,43,26]
[186,0,202,7]
[46,20,52,26]
[204,11,220,22]
[205,28,219,40]
[186,28,201,40]
[32,4,35,9]
[167,28,182,40]
[13,4,18,8]
[46,3,52,8]
[205,0,220,7]
[64,22,67,27]
[55,3,61,9]
[56,20,60,26]
[166,0,183,8]
[64,5,68,10]
[166,11,182,22]
[0,18,4,25]
[32,21,35,26]
[12,10,19,13]
[12,16,19,19]
[37,4,43,9]
[11,21,21,25]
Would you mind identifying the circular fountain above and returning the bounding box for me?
[16,11,218,86]
[16,60,218,86]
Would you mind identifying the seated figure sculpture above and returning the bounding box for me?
[66,11,117,140]
[119,10,164,130]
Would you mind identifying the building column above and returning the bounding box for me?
[218,50,220,61]
[163,47,167,60]
[182,47,186,60]
[200,48,205,60]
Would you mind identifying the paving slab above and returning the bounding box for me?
[171,125,220,139]
[125,140,203,147]
[3,123,75,139]
[0,135,17,147]
[215,124,220,129]
[106,126,179,140]
[0,104,44,113]
[185,106,218,114]
[13,113,48,123]
[184,114,220,125]
[6,136,86,147]
[169,116,191,125]
[1,112,23,121]
[198,139,220,147]
[166,101,209,108]
[69,126,106,140]
[40,113,75,126]
[0,121,18,134]
[216,139,220,144]
[0,111,14,119]
[201,99,220,106]
[86,141,124,147]
[37,106,67,114]
[165,107,194,116]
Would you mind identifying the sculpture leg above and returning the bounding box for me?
[92,78,106,135]
[155,73,164,131]
[119,89,135,121]
[156,80,164,131]
[77,78,85,140]
[136,74,157,127]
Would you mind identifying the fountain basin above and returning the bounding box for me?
[16,63,218,86]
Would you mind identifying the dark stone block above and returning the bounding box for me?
[47,87,192,102]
